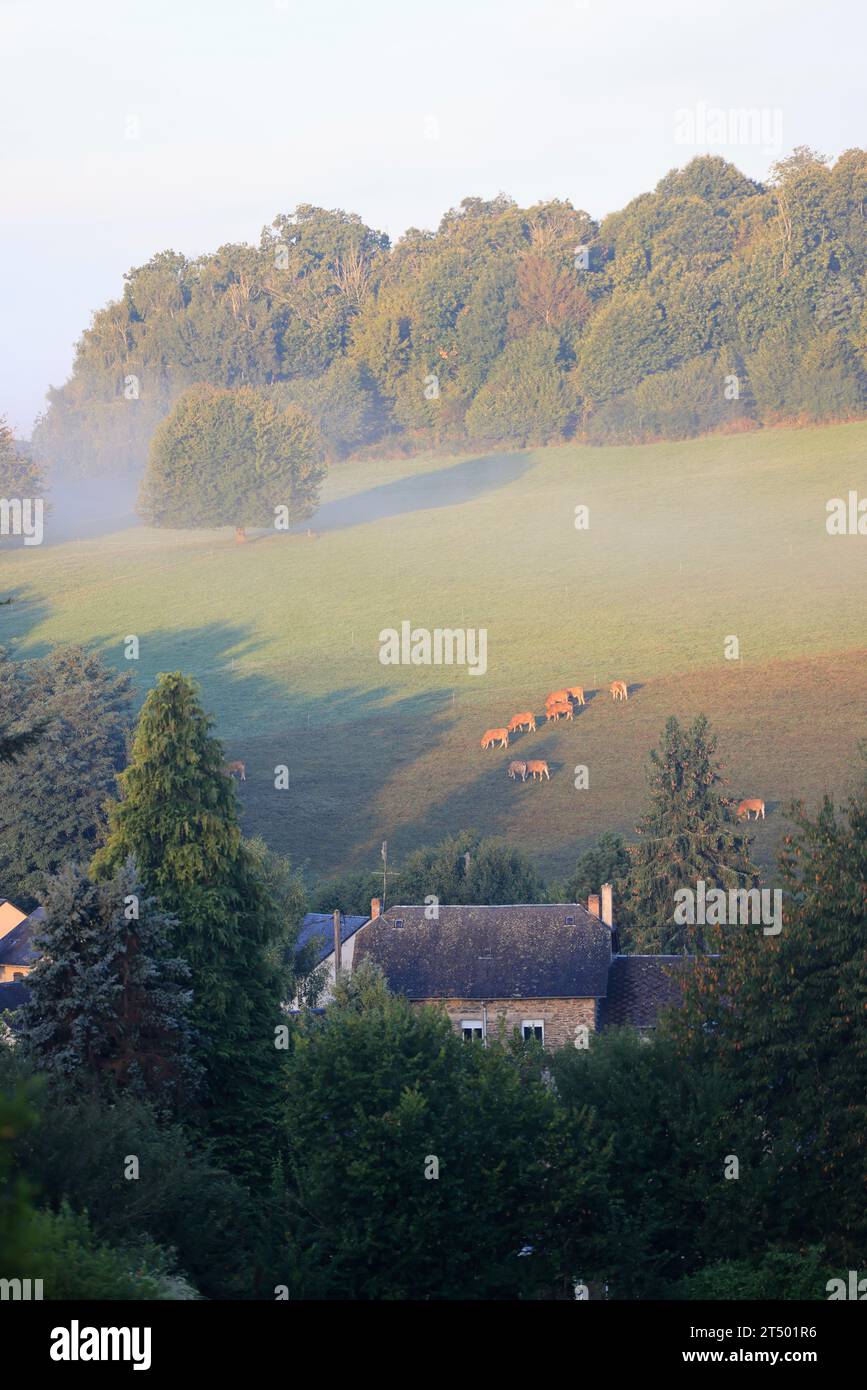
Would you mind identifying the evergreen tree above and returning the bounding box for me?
[16,861,198,1108]
[91,672,285,1175]
[667,748,867,1265]
[0,721,47,766]
[0,645,133,907]
[624,714,758,952]
[562,832,631,903]
[0,1084,39,1280]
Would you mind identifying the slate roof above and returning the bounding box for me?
[352,904,613,1000]
[0,908,43,967]
[599,955,690,1029]
[295,912,369,965]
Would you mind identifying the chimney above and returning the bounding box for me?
[601,882,614,927]
[333,909,341,974]
[587,892,600,919]
[370,897,381,920]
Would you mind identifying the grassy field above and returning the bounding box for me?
[3,422,866,887]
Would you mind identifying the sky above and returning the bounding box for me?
[1,0,864,436]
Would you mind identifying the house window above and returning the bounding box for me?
[12,972,24,982]
[565,915,575,925]
[461,1020,484,1042]
[522,1020,544,1043]
[394,918,404,928]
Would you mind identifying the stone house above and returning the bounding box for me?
[345,886,686,1048]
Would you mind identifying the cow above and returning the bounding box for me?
[480,728,509,750]
[526,760,550,781]
[566,686,586,705]
[507,760,528,781]
[546,701,573,722]
[736,798,766,821]
[223,760,246,781]
[546,689,571,709]
[507,711,537,734]
[609,680,628,701]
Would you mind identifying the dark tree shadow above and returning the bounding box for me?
[0,589,54,657]
[292,452,534,534]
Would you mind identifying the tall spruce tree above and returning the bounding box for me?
[666,750,867,1266]
[624,715,758,952]
[0,645,133,907]
[91,673,285,1174]
[16,862,198,1108]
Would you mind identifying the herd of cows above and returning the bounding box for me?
[479,680,629,783]
[220,677,766,815]
[478,680,767,818]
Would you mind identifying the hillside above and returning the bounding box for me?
[3,421,866,884]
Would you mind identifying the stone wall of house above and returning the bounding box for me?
[411,996,598,1051]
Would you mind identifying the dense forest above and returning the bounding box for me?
[33,147,867,477]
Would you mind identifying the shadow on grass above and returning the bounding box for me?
[292,451,534,534]
[0,588,54,657]
[55,617,467,879]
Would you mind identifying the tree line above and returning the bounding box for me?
[31,147,867,482]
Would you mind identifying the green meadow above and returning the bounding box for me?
[3,421,866,885]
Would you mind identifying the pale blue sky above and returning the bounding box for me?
[1,0,864,434]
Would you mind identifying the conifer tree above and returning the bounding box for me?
[0,645,132,906]
[562,832,630,904]
[666,748,867,1265]
[624,715,758,952]
[91,673,285,1174]
[16,861,198,1108]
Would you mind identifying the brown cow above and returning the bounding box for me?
[480,728,509,750]
[507,760,528,781]
[526,759,550,781]
[507,711,537,734]
[546,701,573,722]
[609,680,628,701]
[566,686,586,705]
[546,689,571,708]
[223,760,246,781]
[737,798,765,821]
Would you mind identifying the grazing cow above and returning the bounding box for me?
[507,711,537,734]
[737,798,766,821]
[223,760,246,781]
[609,680,628,701]
[566,686,586,705]
[546,690,571,709]
[507,760,528,782]
[480,727,509,750]
[546,701,573,722]
[526,759,550,781]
